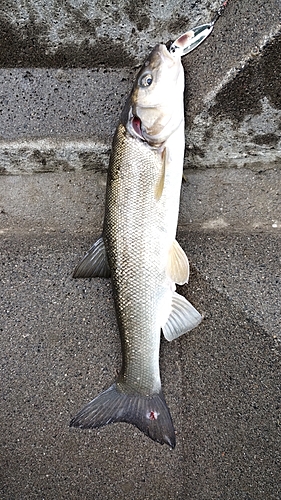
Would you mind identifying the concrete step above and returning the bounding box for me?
[1,168,280,339]
[0,169,280,498]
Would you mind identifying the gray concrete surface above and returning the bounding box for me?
[0,0,281,498]
[0,0,281,172]
[0,0,236,67]
[0,170,280,499]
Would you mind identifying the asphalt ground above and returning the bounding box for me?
[0,170,280,499]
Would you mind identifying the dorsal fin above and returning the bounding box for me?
[73,236,111,278]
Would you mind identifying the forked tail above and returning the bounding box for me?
[70,383,176,448]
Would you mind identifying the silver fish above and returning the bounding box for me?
[70,43,202,448]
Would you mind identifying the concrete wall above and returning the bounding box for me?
[0,0,222,67]
[1,0,281,173]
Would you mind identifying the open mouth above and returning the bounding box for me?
[131,116,145,141]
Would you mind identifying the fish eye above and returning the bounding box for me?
[139,73,153,88]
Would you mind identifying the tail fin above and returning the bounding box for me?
[70,383,176,448]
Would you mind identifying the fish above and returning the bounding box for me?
[70,43,202,448]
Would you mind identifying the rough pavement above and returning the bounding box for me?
[0,170,280,499]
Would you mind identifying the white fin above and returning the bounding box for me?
[162,292,202,341]
[73,236,111,278]
[154,148,166,201]
[167,240,189,285]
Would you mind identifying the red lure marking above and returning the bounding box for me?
[148,411,157,420]
[177,31,194,47]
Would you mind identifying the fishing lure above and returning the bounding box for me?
[168,0,230,56]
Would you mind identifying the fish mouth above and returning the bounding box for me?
[130,114,165,148]
[130,115,160,146]
[131,115,145,141]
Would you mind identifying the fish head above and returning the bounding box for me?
[124,44,184,147]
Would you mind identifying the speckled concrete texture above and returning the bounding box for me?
[0,171,280,499]
[0,0,281,172]
[0,0,226,67]
[0,0,281,497]
[0,68,130,141]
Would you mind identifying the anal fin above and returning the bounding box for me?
[73,236,111,278]
[162,292,202,341]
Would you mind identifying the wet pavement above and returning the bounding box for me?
[0,170,280,499]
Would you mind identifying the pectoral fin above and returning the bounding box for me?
[154,148,166,201]
[73,236,111,278]
[162,292,202,341]
[167,240,189,285]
